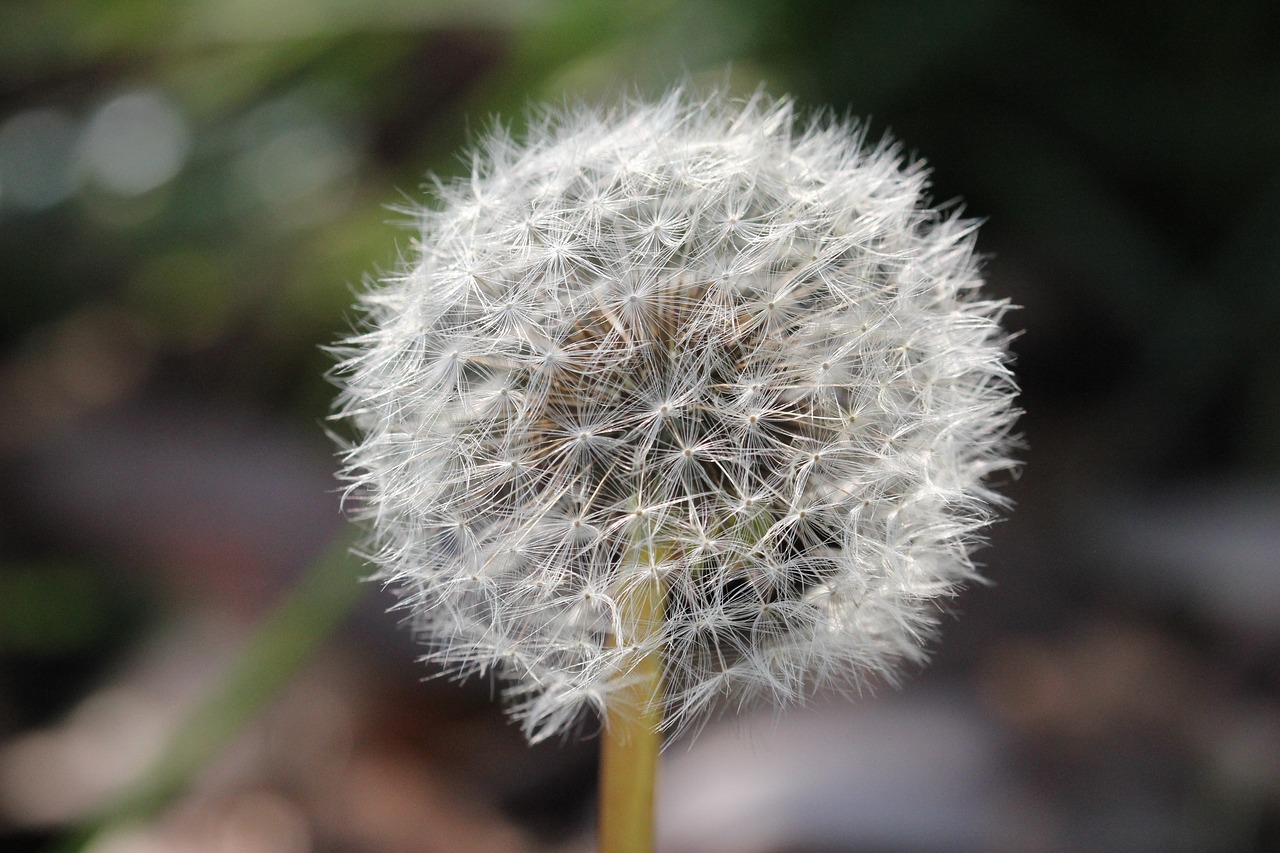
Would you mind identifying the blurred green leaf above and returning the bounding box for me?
[0,565,115,654]
[59,531,365,853]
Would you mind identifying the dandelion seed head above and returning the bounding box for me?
[333,89,1018,742]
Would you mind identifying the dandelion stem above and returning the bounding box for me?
[599,565,665,853]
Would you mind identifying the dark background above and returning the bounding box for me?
[1,2,1277,851]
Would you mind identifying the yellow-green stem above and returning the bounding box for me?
[598,571,664,853]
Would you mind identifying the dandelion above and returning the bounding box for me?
[332,87,1016,851]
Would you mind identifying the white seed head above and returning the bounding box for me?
[332,89,1018,742]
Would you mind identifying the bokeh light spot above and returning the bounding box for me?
[80,91,190,197]
[0,108,81,210]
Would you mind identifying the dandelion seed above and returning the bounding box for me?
[332,88,1018,743]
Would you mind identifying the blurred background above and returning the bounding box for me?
[1,1,1278,851]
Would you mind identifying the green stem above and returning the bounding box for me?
[598,567,665,853]
[57,530,364,853]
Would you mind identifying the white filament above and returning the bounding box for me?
[333,89,1018,742]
